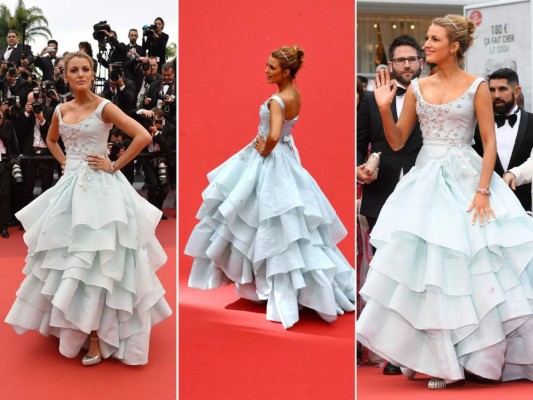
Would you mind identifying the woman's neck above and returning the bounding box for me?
[72,89,97,104]
[277,78,294,93]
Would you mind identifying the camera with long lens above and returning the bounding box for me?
[4,96,20,117]
[10,158,22,183]
[32,86,41,100]
[93,21,111,50]
[142,24,157,39]
[109,62,124,81]
[32,101,42,114]
[109,140,125,161]
[156,158,167,186]
[6,61,17,76]
[158,93,176,115]
[41,80,57,98]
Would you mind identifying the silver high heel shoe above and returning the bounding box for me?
[82,337,102,366]
[427,378,465,390]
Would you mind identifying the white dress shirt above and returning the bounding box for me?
[496,105,521,171]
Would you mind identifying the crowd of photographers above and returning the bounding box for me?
[0,17,176,238]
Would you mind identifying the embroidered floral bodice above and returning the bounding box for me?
[412,77,484,147]
[56,100,112,157]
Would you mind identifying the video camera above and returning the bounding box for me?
[142,24,157,39]
[93,21,111,50]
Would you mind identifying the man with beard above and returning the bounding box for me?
[473,68,533,211]
[356,34,424,376]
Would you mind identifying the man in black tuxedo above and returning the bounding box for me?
[123,29,145,79]
[0,113,18,238]
[100,64,136,115]
[34,40,59,81]
[96,30,127,70]
[143,62,175,125]
[0,67,31,108]
[17,91,55,208]
[0,30,33,72]
[473,68,533,211]
[133,56,159,109]
[356,34,424,375]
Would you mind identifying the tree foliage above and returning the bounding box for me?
[0,0,51,48]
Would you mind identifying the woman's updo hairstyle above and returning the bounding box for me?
[432,14,475,68]
[271,45,304,78]
[63,50,94,72]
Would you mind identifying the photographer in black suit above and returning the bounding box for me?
[143,61,175,125]
[356,34,424,376]
[0,64,31,109]
[17,90,55,208]
[123,29,145,79]
[473,68,533,212]
[0,30,33,74]
[136,108,171,220]
[34,40,59,81]
[0,109,18,238]
[100,63,136,115]
[133,56,159,109]
[96,29,127,70]
[142,17,169,73]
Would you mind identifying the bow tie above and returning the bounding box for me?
[395,86,406,96]
[495,112,518,128]
[7,47,13,50]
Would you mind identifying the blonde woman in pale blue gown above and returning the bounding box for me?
[185,46,355,329]
[5,52,172,366]
[357,15,533,389]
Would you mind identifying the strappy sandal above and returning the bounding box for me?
[428,378,465,390]
[82,337,102,366]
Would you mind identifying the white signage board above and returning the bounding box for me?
[465,0,531,109]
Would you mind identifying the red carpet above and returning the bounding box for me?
[179,1,355,399]
[0,212,176,400]
[358,367,532,399]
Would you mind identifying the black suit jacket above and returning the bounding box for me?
[0,119,18,157]
[98,36,127,69]
[1,77,31,106]
[142,32,169,70]
[16,105,54,155]
[357,90,423,219]
[473,108,533,211]
[34,55,58,81]
[100,78,136,115]
[0,44,34,66]
[123,43,145,79]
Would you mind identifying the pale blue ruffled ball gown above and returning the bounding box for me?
[358,78,533,382]
[5,99,172,365]
[185,94,356,329]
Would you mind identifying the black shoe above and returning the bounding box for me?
[464,370,501,384]
[1,228,9,238]
[383,363,402,375]
[161,214,168,220]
